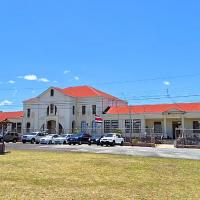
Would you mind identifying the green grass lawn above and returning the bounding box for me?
[0,151,199,200]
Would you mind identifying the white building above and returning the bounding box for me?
[21,85,200,139]
[22,86,127,134]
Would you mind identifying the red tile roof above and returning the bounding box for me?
[106,102,200,114]
[0,111,23,122]
[55,86,122,100]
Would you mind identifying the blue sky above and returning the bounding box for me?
[1,0,200,111]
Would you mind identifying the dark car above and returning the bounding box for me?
[88,135,104,146]
[67,133,91,145]
[0,132,20,143]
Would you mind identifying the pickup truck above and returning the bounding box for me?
[100,133,124,146]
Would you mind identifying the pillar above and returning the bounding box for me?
[164,116,167,138]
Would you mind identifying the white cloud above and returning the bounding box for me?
[24,74,38,81]
[38,78,50,83]
[74,76,80,81]
[18,74,50,83]
[8,80,15,84]
[163,81,171,86]
[0,100,13,106]
[64,70,71,74]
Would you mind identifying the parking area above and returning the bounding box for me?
[5,143,200,160]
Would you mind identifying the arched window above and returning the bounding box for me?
[47,106,49,116]
[50,89,54,97]
[50,104,54,114]
[55,106,57,115]
[81,121,87,133]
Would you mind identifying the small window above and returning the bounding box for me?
[92,105,96,115]
[73,106,75,115]
[82,106,86,115]
[27,109,31,118]
[50,89,54,97]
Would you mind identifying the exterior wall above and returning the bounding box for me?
[2,118,23,133]
[22,87,126,134]
[23,88,76,133]
[103,113,200,138]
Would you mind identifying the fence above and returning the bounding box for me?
[175,128,200,148]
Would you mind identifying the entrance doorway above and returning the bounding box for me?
[172,121,181,139]
[47,120,56,134]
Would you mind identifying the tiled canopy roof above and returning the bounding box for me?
[106,102,200,114]
[0,111,23,122]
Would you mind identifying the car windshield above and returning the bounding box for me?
[92,135,101,139]
[73,133,82,137]
[105,134,114,137]
[27,132,38,136]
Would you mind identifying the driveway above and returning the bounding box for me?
[5,143,200,160]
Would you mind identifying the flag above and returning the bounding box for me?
[95,115,103,123]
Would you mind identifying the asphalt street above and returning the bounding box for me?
[4,143,200,160]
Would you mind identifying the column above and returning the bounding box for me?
[141,118,146,134]
[181,115,185,129]
[164,116,167,138]
[181,115,185,138]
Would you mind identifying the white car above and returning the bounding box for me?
[100,133,124,146]
[53,134,73,145]
[22,132,48,144]
[40,134,60,144]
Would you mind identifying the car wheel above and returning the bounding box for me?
[13,139,17,143]
[112,141,115,146]
[22,141,26,144]
[78,141,82,145]
[120,141,124,146]
[36,142,39,144]
[106,142,109,147]
[69,143,72,145]
[88,142,91,146]
[73,143,76,145]
[100,143,103,146]
[63,141,66,145]
[31,139,35,144]
[49,140,52,145]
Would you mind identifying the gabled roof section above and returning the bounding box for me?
[106,102,200,115]
[0,111,23,122]
[55,85,123,101]
[24,97,40,103]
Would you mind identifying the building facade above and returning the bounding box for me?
[22,86,127,134]
[3,85,198,139]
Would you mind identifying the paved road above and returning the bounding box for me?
[4,143,200,160]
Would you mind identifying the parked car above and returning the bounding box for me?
[100,133,124,146]
[22,131,48,144]
[53,134,73,145]
[40,134,60,144]
[67,133,91,145]
[88,135,104,145]
[0,132,20,143]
